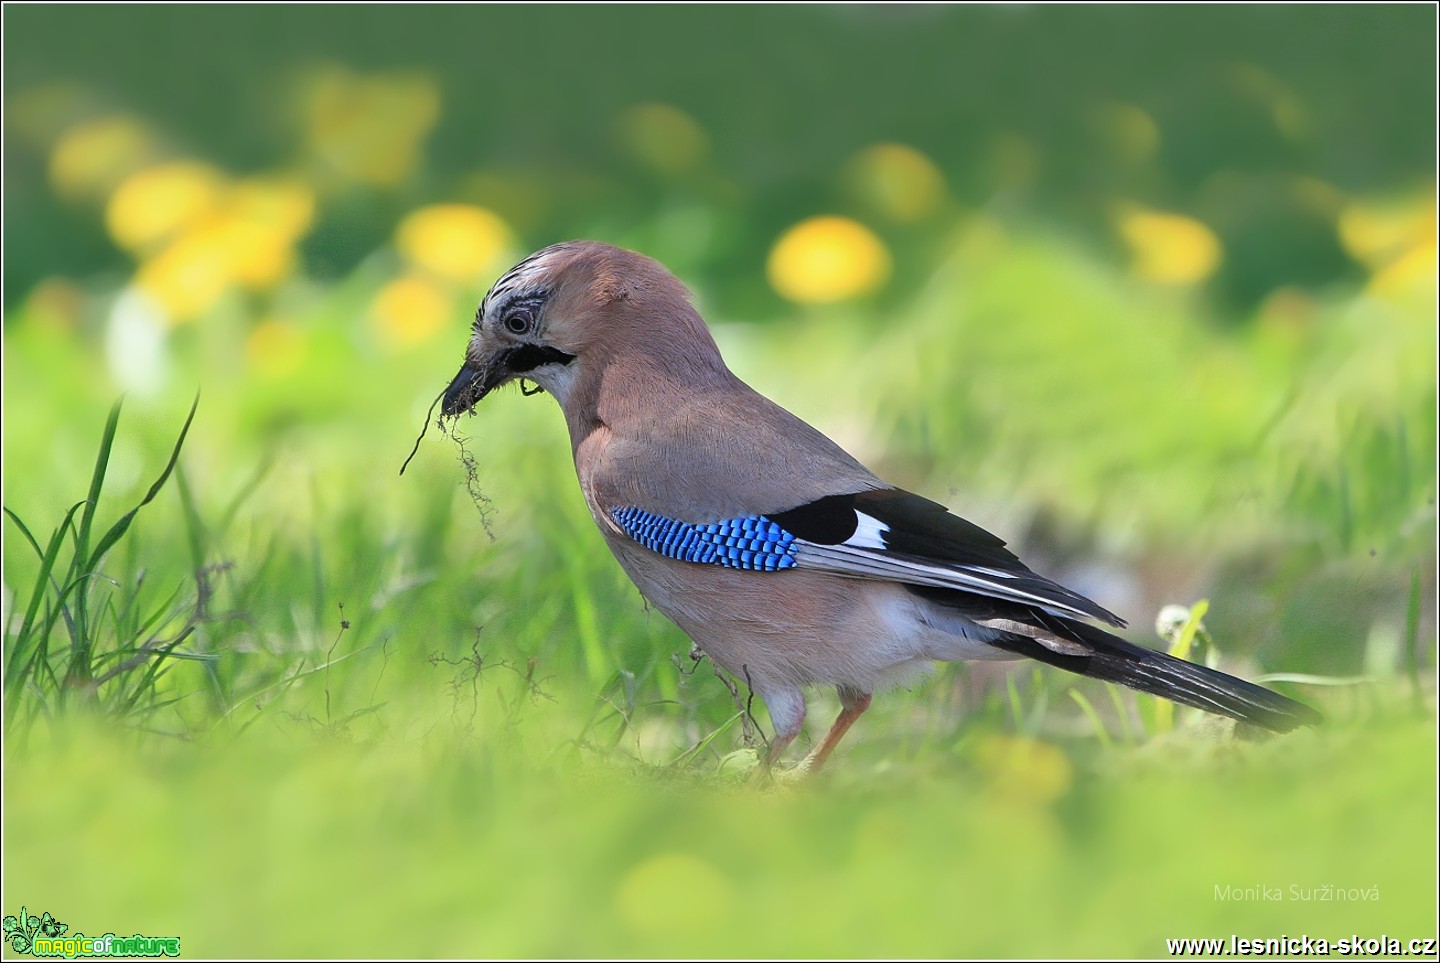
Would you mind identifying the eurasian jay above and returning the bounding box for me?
[439,240,1320,772]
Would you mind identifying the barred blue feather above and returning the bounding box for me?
[611,507,798,572]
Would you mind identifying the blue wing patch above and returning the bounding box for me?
[610,507,798,572]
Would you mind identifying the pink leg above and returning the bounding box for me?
[799,686,872,774]
[760,686,807,769]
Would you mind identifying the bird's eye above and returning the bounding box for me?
[502,309,532,335]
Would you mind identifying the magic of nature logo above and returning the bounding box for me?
[3,907,180,958]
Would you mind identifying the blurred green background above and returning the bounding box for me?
[3,5,1436,958]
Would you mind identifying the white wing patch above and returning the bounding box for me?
[845,511,890,549]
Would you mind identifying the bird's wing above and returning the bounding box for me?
[606,488,1125,627]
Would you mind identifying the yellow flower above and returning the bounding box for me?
[300,66,440,188]
[220,218,297,290]
[1114,204,1224,284]
[1369,239,1437,300]
[1333,191,1435,300]
[49,115,154,201]
[131,177,315,320]
[1337,193,1435,271]
[370,274,453,348]
[135,228,234,322]
[225,178,316,288]
[843,143,947,223]
[395,204,512,283]
[767,216,891,303]
[105,161,226,253]
[229,177,316,241]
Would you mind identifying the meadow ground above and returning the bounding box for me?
[5,235,1434,955]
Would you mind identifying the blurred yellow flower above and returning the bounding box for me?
[371,274,452,348]
[1335,192,1437,301]
[395,204,512,283]
[246,318,306,378]
[49,115,155,201]
[105,161,227,253]
[229,177,316,240]
[615,852,734,938]
[1114,204,1224,284]
[1369,239,1437,300]
[131,177,315,320]
[1337,193,1435,271]
[767,216,891,303]
[843,143,947,223]
[220,219,297,290]
[135,229,234,321]
[225,178,316,288]
[617,103,709,175]
[300,65,440,188]
[972,734,1073,805]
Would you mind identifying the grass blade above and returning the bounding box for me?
[87,393,200,567]
[3,502,86,716]
[1069,689,1114,751]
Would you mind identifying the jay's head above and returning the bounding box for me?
[442,241,721,417]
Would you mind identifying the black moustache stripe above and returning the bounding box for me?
[506,344,576,373]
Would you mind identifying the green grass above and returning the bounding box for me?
[3,397,199,734]
[3,228,1435,957]
[4,711,1434,956]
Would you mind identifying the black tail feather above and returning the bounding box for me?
[987,620,1323,733]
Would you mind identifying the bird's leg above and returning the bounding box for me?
[747,687,806,785]
[798,685,872,774]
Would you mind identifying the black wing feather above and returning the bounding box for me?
[910,586,1321,732]
[766,493,861,544]
[769,489,1124,627]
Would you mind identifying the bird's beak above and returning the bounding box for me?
[441,359,503,417]
[441,343,577,416]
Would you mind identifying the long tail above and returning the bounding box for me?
[986,619,1322,733]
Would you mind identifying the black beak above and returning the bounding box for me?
[441,362,496,416]
[441,345,577,417]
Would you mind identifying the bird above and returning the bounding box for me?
[438,240,1321,774]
